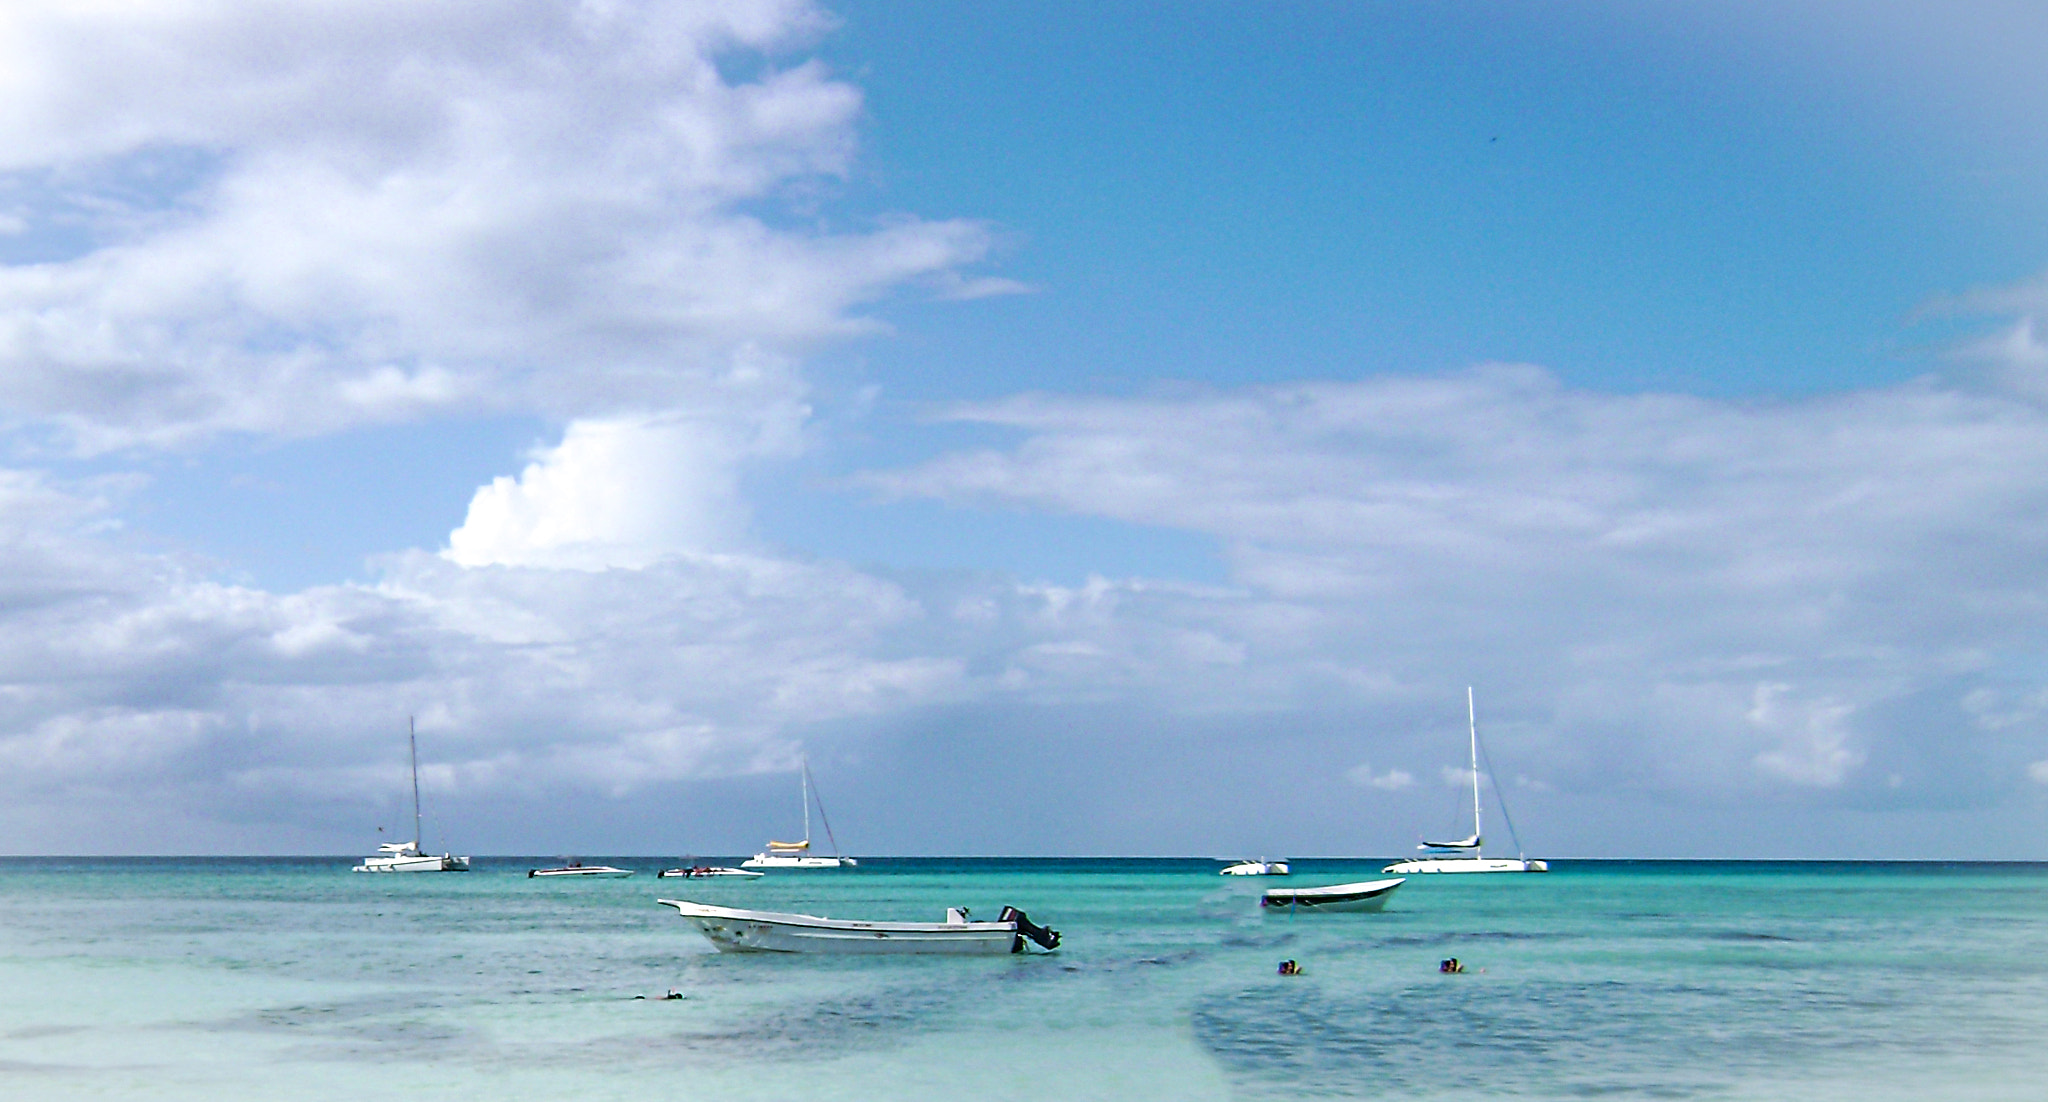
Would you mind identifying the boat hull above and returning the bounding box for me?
[739,854,858,869]
[352,854,469,872]
[1261,877,1405,913]
[660,900,1018,954]
[1381,858,1548,874]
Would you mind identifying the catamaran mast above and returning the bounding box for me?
[1467,687,1482,858]
[409,716,422,853]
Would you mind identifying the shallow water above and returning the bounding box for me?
[2,858,2044,1100]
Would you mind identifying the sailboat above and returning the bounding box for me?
[1382,688,1547,874]
[739,759,857,869]
[352,718,470,873]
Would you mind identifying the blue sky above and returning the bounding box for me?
[3,1,2047,857]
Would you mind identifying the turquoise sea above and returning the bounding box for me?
[3,858,2046,1100]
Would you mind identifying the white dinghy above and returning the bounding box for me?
[1383,688,1549,875]
[658,900,1061,955]
[1260,877,1405,913]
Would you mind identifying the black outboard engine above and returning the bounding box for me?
[999,906,1061,952]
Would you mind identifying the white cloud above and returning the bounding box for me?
[4,349,2048,850]
[862,363,2048,805]
[445,394,805,569]
[2029,761,2048,785]
[0,6,2045,854]
[0,0,1000,450]
[1347,763,1413,790]
[1747,682,1863,788]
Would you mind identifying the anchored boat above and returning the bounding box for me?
[740,759,857,869]
[1383,688,1548,875]
[1220,859,1290,876]
[658,900,1060,955]
[528,862,634,878]
[1260,877,1405,913]
[658,865,763,879]
[352,718,469,873]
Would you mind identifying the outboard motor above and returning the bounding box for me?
[999,906,1061,952]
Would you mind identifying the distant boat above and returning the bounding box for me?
[528,861,634,878]
[1220,859,1290,876]
[739,760,857,870]
[1383,688,1548,875]
[1261,877,1405,913]
[659,900,1060,955]
[658,864,763,879]
[352,719,469,873]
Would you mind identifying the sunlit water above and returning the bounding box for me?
[2,858,2044,1100]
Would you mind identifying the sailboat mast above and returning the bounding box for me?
[1467,687,1482,857]
[409,716,422,852]
[802,760,812,846]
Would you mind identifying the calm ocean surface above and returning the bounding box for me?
[3,858,2045,1100]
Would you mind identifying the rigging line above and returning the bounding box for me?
[806,762,843,857]
[1474,726,1526,857]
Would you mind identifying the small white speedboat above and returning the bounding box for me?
[528,863,634,878]
[1220,859,1290,876]
[657,865,763,879]
[658,900,1061,955]
[1260,877,1405,913]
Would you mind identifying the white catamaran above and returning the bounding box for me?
[1383,688,1547,874]
[740,759,857,870]
[353,719,470,873]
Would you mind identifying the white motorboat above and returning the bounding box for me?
[1383,688,1548,875]
[658,900,1060,955]
[739,760,858,870]
[1260,877,1405,913]
[1220,859,1290,876]
[658,864,763,879]
[528,862,634,878]
[352,719,470,873]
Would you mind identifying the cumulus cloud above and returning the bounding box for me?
[0,471,973,840]
[0,0,998,450]
[1746,683,1862,788]
[4,4,2047,857]
[445,380,807,568]
[0,459,1309,849]
[862,363,2048,806]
